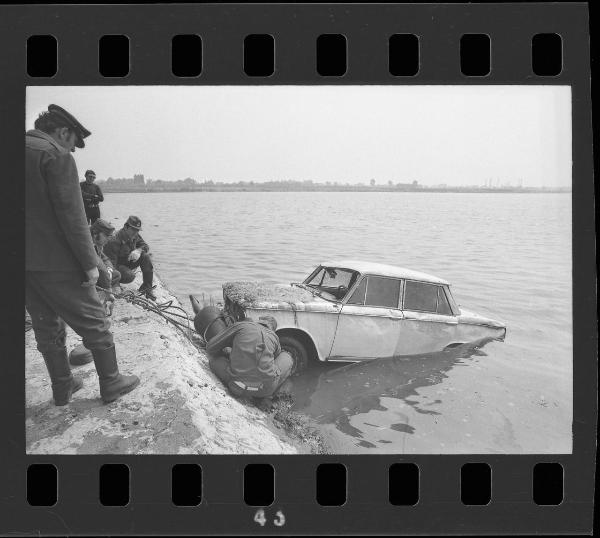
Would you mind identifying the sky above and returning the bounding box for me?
[26,85,572,188]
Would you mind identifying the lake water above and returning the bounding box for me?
[102,191,572,454]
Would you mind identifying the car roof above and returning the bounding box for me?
[319,260,450,285]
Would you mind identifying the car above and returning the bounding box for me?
[222,260,507,372]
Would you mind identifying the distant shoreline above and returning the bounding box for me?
[100,187,570,194]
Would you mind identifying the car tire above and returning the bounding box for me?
[279,335,309,375]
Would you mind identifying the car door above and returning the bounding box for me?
[329,275,403,360]
[396,281,459,355]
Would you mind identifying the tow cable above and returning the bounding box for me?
[96,285,206,348]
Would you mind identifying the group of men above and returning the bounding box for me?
[25,104,158,406]
[26,103,293,410]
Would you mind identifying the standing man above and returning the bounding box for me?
[80,169,104,224]
[26,104,139,406]
[204,316,294,410]
[104,216,156,301]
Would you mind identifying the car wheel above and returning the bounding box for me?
[279,335,309,375]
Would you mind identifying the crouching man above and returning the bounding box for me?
[205,316,293,410]
[104,215,156,300]
[90,219,121,290]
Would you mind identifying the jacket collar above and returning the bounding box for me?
[116,228,132,244]
[26,129,65,152]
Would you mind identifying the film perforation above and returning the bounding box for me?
[99,34,129,77]
[99,463,130,506]
[172,34,203,78]
[388,34,420,77]
[26,34,57,78]
[316,463,347,506]
[460,462,492,505]
[460,33,491,77]
[532,462,564,505]
[532,33,563,76]
[388,463,420,506]
[316,34,347,76]
[244,34,275,77]
[243,463,275,506]
[171,463,203,506]
[26,463,58,507]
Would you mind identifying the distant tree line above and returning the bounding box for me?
[97,176,570,193]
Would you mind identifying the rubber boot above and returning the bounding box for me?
[42,347,84,406]
[91,344,140,404]
[138,271,156,301]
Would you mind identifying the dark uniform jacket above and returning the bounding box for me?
[206,321,281,383]
[103,228,150,267]
[25,129,97,272]
[80,181,104,208]
[91,238,114,270]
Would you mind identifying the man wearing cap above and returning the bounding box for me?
[25,104,140,406]
[80,170,104,224]
[104,216,156,300]
[204,316,294,410]
[90,219,120,290]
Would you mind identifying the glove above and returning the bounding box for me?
[82,267,99,287]
[128,249,141,262]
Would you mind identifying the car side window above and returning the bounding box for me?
[404,281,438,312]
[364,277,401,308]
[437,287,453,315]
[347,277,367,305]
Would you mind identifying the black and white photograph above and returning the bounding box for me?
[25,84,572,455]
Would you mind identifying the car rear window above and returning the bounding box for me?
[404,281,438,312]
[365,277,401,308]
[437,287,453,315]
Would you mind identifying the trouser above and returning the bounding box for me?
[85,206,100,224]
[97,258,121,289]
[208,351,294,398]
[25,271,114,354]
[117,252,153,285]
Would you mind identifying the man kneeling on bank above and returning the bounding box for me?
[90,219,121,290]
[104,215,156,301]
[205,316,293,410]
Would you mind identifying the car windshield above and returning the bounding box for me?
[303,266,359,301]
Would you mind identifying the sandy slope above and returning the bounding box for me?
[25,273,299,455]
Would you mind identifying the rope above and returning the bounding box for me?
[96,285,206,348]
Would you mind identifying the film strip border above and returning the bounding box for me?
[28,32,563,79]
[1,2,595,535]
[4,3,589,84]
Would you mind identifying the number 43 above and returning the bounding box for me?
[254,509,285,527]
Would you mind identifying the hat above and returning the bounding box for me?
[48,104,91,148]
[90,219,115,235]
[258,316,277,332]
[85,169,96,178]
[125,215,142,230]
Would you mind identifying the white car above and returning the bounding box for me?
[223,260,506,371]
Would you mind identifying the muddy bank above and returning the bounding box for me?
[25,272,322,455]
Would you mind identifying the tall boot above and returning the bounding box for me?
[138,270,156,301]
[42,347,84,406]
[91,344,140,404]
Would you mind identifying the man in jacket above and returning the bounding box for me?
[25,104,139,406]
[103,216,156,301]
[80,169,104,224]
[205,316,293,410]
[90,219,121,290]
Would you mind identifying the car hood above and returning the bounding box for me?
[457,308,506,329]
[223,281,340,312]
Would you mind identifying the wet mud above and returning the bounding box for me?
[286,338,493,453]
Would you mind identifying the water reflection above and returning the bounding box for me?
[288,338,493,442]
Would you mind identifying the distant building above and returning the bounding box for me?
[133,174,145,186]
